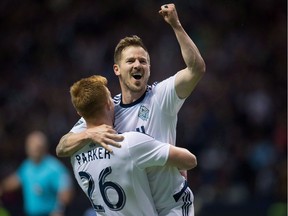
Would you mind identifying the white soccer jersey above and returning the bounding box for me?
[71,131,169,216]
[113,74,185,145]
[71,74,194,216]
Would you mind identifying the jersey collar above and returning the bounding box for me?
[120,89,147,108]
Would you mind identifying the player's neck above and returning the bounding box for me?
[86,118,113,128]
[121,88,147,104]
[85,113,113,128]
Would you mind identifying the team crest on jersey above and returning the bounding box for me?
[138,105,149,121]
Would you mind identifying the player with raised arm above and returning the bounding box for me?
[69,75,197,215]
[57,3,205,216]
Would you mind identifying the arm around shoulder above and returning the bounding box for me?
[56,132,90,157]
[56,126,124,157]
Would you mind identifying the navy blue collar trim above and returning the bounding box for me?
[120,90,147,108]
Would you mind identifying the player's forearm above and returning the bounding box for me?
[179,149,197,170]
[167,146,197,170]
[172,24,205,74]
[56,132,90,157]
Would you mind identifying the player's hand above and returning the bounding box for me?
[158,3,180,28]
[85,124,124,153]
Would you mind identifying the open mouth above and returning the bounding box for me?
[132,73,143,80]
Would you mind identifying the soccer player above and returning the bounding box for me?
[69,75,197,215]
[57,3,205,215]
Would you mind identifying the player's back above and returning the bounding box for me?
[71,131,169,216]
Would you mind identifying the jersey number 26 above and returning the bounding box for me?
[79,166,126,212]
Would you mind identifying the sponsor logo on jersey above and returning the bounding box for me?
[138,105,149,121]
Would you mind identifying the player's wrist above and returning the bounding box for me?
[171,20,182,30]
[83,130,94,143]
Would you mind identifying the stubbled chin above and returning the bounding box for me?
[124,78,146,91]
[129,81,144,92]
[131,78,142,85]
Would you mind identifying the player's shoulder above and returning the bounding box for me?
[18,159,30,171]
[149,75,175,91]
[122,131,154,144]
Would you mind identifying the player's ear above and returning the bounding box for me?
[77,111,82,117]
[113,64,120,76]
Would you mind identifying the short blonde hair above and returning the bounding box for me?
[70,75,108,119]
[114,35,149,64]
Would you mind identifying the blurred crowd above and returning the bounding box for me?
[0,0,286,215]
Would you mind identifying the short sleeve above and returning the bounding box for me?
[126,132,170,169]
[154,74,185,115]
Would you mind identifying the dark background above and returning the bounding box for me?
[0,0,286,215]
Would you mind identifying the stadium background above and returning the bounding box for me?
[0,0,286,215]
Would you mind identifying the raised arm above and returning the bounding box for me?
[56,124,123,157]
[159,3,206,99]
